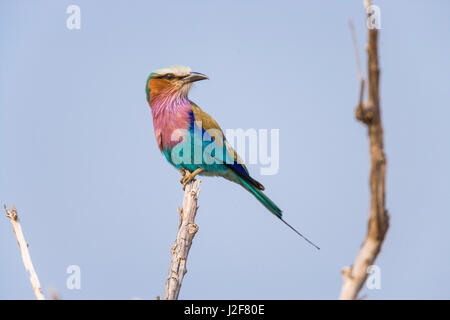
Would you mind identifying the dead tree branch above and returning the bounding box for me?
[339,1,389,300]
[4,204,45,300]
[163,179,201,300]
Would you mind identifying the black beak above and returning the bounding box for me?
[183,72,209,83]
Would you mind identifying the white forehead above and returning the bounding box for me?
[154,65,191,77]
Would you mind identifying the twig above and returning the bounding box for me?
[4,204,45,300]
[163,179,201,300]
[349,18,366,109]
[339,0,389,300]
[349,19,364,82]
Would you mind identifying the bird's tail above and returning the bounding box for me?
[238,176,283,218]
[235,174,320,250]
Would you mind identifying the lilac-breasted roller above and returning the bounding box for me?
[146,66,318,249]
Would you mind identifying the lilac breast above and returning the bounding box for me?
[150,96,192,151]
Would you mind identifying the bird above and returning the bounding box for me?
[146,65,319,249]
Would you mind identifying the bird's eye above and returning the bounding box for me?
[165,74,174,80]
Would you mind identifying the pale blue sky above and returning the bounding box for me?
[1,0,449,299]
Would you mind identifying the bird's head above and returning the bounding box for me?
[146,65,208,105]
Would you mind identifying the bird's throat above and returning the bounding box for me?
[149,90,192,151]
[150,90,190,118]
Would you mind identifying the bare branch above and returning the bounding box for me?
[4,204,45,300]
[163,179,201,300]
[340,0,389,300]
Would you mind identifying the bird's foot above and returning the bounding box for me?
[180,168,204,190]
[180,169,191,184]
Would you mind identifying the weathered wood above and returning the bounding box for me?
[339,1,389,300]
[163,179,201,300]
[4,204,45,300]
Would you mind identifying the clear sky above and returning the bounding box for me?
[1,0,449,299]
